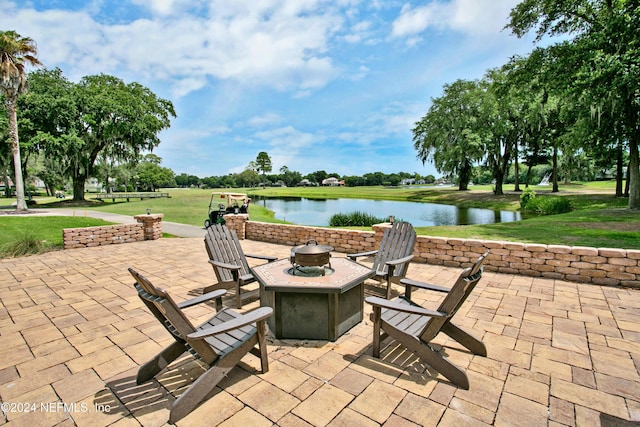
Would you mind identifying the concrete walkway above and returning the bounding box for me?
[1,237,640,426]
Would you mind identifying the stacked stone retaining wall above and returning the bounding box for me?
[63,213,163,249]
[237,218,640,288]
[63,224,144,249]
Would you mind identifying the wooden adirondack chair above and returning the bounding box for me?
[347,221,416,299]
[204,224,278,308]
[129,268,272,423]
[365,252,488,390]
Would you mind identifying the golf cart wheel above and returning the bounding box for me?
[204,219,211,228]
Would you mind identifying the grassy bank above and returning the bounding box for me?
[13,181,640,250]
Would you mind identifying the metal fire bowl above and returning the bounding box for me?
[290,239,333,268]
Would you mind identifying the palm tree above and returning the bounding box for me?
[0,31,42,211]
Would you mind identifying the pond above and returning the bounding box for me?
[253,197,521,227]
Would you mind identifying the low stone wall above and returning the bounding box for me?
[63,214,163,249]
[63,224,144,249]
[226,215,640,288]
[413,238,640,288]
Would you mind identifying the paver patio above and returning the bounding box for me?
[1,237,639,426]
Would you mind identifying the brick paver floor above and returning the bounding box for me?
[1,238,639,426]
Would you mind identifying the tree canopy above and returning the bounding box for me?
[413,79,485,191]
[17,69,176,200]
[507,0,640,209]
[412,0,640,209]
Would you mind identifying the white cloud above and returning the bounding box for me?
[250,125,321,172]
[350,65,369,81]
[0,0,344,96]
[391,3,441,38]
[254,126,317,150]
[392,0,519,40]
[246,113,284,128]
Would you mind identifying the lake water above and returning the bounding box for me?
[253,197,521,227]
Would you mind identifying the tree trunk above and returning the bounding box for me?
[552,144,559,193]
[72,166,87,201]
[5,99,27,211]
[628,136,639,210]
[3,174,9,197]
[458,162,471,191]
[72,177,85,201]
[616,143,624,197]
[513,140,521,192]
[625,163,630,197]
[494,173,504,195]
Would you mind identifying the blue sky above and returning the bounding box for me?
[3,0,538,178]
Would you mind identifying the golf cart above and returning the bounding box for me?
[204,192,250,228]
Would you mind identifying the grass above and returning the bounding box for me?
[416,208,640,248]
[0,216,115,258]
[10,180,640,250]
[34,189,288,226]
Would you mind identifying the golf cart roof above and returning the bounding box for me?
[210,192,249,201]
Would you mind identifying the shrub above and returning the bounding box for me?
[329,211,387,227]
[520,188,536,210]
[521,189,572,215]
[532,196,572,214]
[1,230,46,258]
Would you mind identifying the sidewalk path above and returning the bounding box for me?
[2,208,207,238]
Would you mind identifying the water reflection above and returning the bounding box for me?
[254,197,520,227]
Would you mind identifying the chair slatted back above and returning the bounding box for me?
[204,224,251,283]
[129,268,217,362]
[418,252,488,343]
[373,221,416,277]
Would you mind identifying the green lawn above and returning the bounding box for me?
[0,216,114,257]
[10,181,640,250]
[415,208,640,248]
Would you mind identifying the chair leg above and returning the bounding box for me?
[372,306,382,358]
[169,338,255,423]
[235,283,242,309]
[384,326,470,390]
[412,341,470,390]
[233,272,242,309]
[137,341,186,384]
[256,319,269,372]
[441,323,487,357]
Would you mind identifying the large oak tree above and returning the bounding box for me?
[18,70,176,200]
[413,79,485,190]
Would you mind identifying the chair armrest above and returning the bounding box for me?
[365,296,445,317]
[209,259,241,271]
[187,307,273,339]
[347,250,378,260]
[385,254,414,267]
[177,289,227,309]
[246,254,278,262]
[400,278,450,293]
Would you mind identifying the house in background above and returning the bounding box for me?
[321,177,345,186]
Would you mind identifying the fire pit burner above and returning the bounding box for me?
[290,239,333,275]
[286,266,335,277]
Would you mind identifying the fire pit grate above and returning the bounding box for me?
[287,266,335,277]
